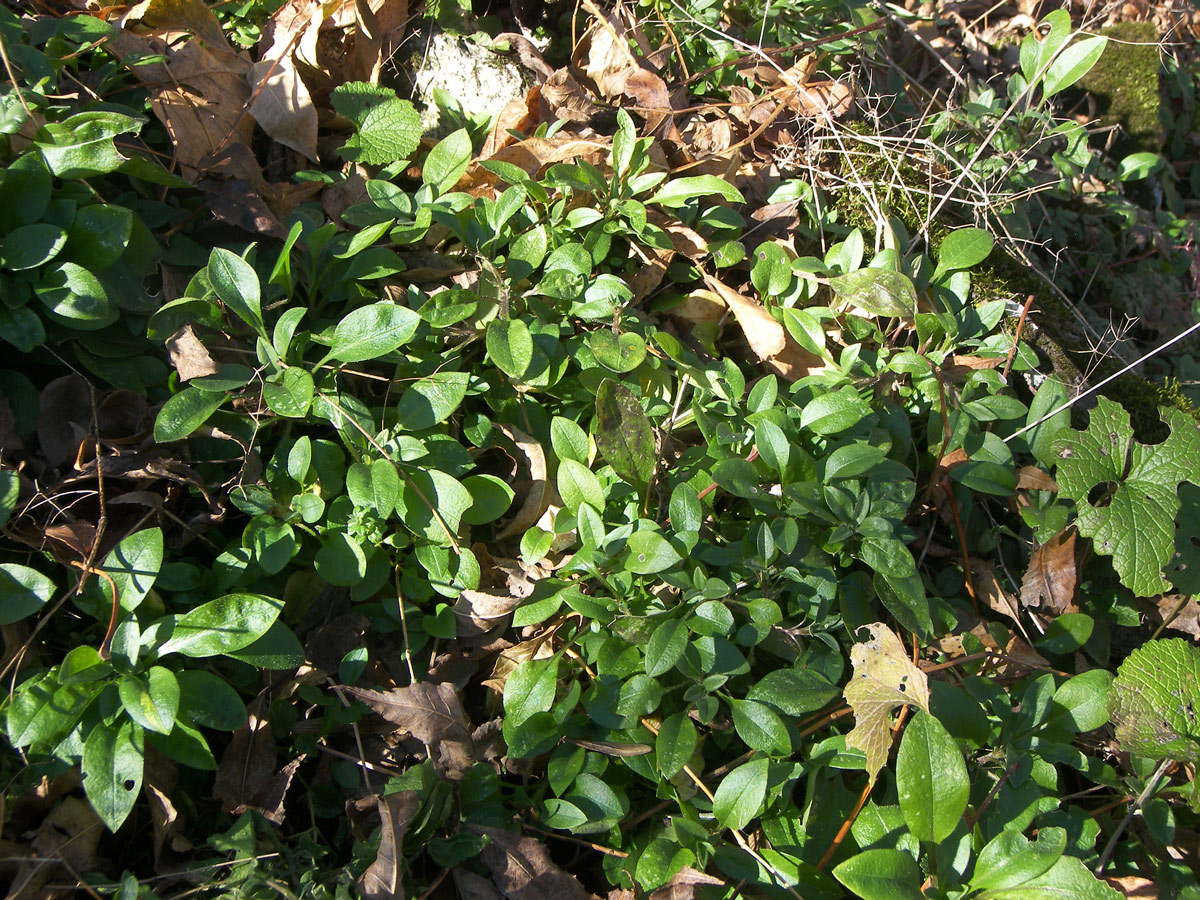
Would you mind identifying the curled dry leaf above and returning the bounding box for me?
[166,324,219,381]
[8,797,103,900]
[1020,528,1078,615]
[582,5,677,136]
[358,791,419,900]
[493,424,552,540]
[969,557,1030,642]
[844,622,930,785]
[701,273,828,381]
[213,714,277,814]
[455,589,523,636]
[468,825,597,900]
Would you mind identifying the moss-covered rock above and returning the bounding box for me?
[1077,21,1163,157]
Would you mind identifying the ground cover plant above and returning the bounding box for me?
[2,0,1200,898]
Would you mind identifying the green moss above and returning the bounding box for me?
[1077,21,1162,157]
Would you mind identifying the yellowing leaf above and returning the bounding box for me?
[844,623,930,785]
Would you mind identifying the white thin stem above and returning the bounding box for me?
[1005,318,1200,443]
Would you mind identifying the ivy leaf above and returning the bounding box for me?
[1110,639,1200,766]
[1053,398,1200,597]
[844,623,930,785]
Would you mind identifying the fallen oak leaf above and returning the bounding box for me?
[844,622,930,785]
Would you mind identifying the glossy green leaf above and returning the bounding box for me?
[625,531,681,575]
[423,128,472,193]
[971,827,1067,892]
[656,712,697,779]
[897,710,968,842]
[833,849,925,900]
[938,227,994,271]
[207,248,263,333]
[1043,36,1108,98]
[118,666,179,734]
[35,261,116,329]
[262,367,314,418]
[589,331,646,373]
[747,668,840,716]
[67,204,133,271]
[648,175,745,207]
[0,563,55,625]
[829,268,917,318]
[800,390,869,435]
[158,593,283,658]
[0,223,67,270]
[486,318,534,379]
[645,619,687,677]
[730,698,790,755]
[177,670,247,730]
[327,301,420,363]
[557,458,604,513]
[82,719,144,832]
[712,758,768,831]
[154,387,226,443]
[395,371,470,430]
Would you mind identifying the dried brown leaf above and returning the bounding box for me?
[1020,529,1078,615]
[213,714,277,814]
[358,791,419,900]
[166,324,219,381]
[469,826,597,900]
[453,868,502,900]
[648,866,725,900]
[37,374,92,468]
[344,681,475,779]
[247,0,320,161]
[1015,466,1058,492]
[701,274,828,381]
[119,0,231,50]
[493,424,551,540]
[1103,875,1157,897]
[455,589,523,635]
[8,797,103,900]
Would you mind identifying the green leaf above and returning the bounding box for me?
[550,416,590,464]
[833,849,925,900]
[208,248,263,334]
[754,420,791,477]
[486,318,534,379]
[84,527,162,613]
[423,128,473,194]
[829,268,918,319]
[669,483,702,532]
[7,676,97,748]
[656,712,697,779]
[588,331,646,373]
[504,657,558,725]
[712,758,768,831]
[508,224,549,280]
[712,458,761,500]
[118,666,179,734]
[154,387,226,443]
[645,619,687,677]
[327,301,420,363]
[35,111,140,178]
[158,593,283,658]
[1051,669,1112,732]
[648,175,745,207]
[82,719,144,832]
[224,620,305,669]
[462,474,515,525]
[971,827,1067,892]
[730,698,791,755]
[394,468,473,543]
[0,470,16,530]
[748,668,840,716]
[66,204,133,271]
[1035,612,1093,655]
[0,305,45,352]
[332,84,421,165]
[395,371,470,430]
[35,261,116,329]
[0,223,67,270]
[617,673,664,716]
[1053,398,1200,596]
[60,646,111,684]
[625,531,682,575]
[1110,639,1200,764]
[557,458,604,514]
[315,532,367,586]
[594,379,656,489]
[937,227,994,271]
[262,367,314,418]
[978,854,1120,900]
[897,710,968,842]
[0,563,55,625]
[177,670,247,730]
[1043,36,1109,98]
[800,389,869,435]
